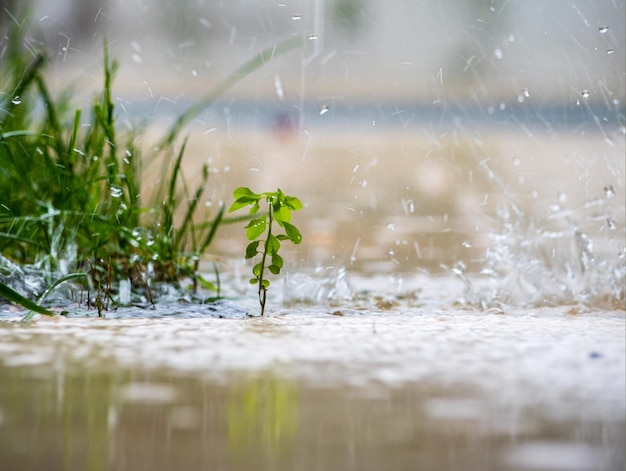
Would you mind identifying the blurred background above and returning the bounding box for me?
[1,1,624,302]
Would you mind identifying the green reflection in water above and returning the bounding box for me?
[0,365,127,471]
[227,373,298,461]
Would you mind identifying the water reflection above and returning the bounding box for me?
[0,314,624,471]
[0,364,623,471]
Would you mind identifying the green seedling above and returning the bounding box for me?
[229,188,303,316]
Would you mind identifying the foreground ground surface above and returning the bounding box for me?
[0,280,624,471]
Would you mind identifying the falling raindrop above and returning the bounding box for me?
[512,156,521,166]
[581,90,590,98]
[291,13,302,20]
[308,34,318,40]
[407,200,415,213]
[598,25,609,33]
[607,218,617,230]
[386,223,395,231]
[606,49,614,54]
[494,48,503,60]
[274,75,284,100]
[604,185,615,198]
[462,241,473,248]
[522,88,530,98]
[11,96,21,105]
[319,104,329,115]
[558,192,568,204]
[110,186,123,198]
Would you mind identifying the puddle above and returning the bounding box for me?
[0,280,624,470]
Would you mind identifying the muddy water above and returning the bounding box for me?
[0,302,624,471]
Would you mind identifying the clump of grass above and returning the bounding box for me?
[0,13,303,315]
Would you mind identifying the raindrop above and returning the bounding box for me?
[494,48,503,60]
[607,218,617,230]
[110,186,123,198]
[598,25,609,33]
[604,185,615,198]
[507,34,515,42]
[462,241,473,248]
[11,96,21,105]
[386,223,395,231]
[522,88,530,98]
[407,200,415,213]
[581,90,590,98]
[360,180,368,188]
[308,34,318,40]
[606,49,614,55]
[274,75,284,100]
[319,104,329,115]
[512,156,521,166]
[558,192,568,204]
[499,102,506,110]
[291,13,302,20]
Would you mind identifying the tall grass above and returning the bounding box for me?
[0,15,302,313]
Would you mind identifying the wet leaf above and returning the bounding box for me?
[245,217,266,240]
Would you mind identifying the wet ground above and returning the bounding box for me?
[1,270,625,471]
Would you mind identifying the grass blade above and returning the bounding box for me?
[0,279,54,317]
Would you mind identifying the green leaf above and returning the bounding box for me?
[0,281,54,317]
[276,234,290,241]
[284,195,303,211]
[229,187,260,212]
[249,278,258,285]
[282,221,302,244]
[271,252,283,269]
[252,263,263,277]
[245,240,260,259]
[245,217,266,240]
[228,198,255,213]
[233,187,257,199]
[261,279,270,289]
[268,264,281,275]
[275,204,292,223]
[267,234,280,254]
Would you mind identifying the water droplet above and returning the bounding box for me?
[308,34,318,40]
[11,96,21,105]
[291,13,301,20]
[604,185,615,198]
[606,49,614,54]
[581,90,590,98]
[607,218,617,230]
[360,179,368,188]
[522,88,530,98]
[387,223,395,231]
[507,34,515,42]
[407,200,415,213]
[462,241,473,248]
[110,186,123,198]
[494,48,503,60]
[558,192,568,204]
[499,102,506,110]
[598,25,609,33]
[513,156,521,166]
[319,104,329,115]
